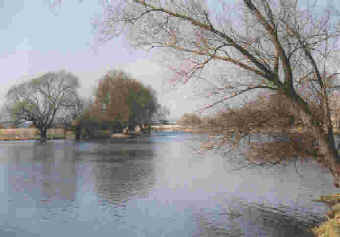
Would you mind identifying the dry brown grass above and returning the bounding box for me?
[0,128,66,140]
[177,113,203,126]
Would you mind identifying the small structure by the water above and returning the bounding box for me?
[111,124,147,138]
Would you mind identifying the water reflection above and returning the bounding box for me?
[150,133,334,236]
[75,139,156,205]
[193,201,319,237]
[0,134,337,236]
[34,142,77,202]
[5,141,78,203]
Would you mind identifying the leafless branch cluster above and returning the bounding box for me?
[5,70,80,143]
[51,0,340,184]
[180,91,340,166]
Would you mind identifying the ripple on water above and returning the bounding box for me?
[0,133,336,236]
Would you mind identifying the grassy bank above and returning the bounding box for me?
[0,128,66,141]
[313,219,340,237]
[0,128,153,141]
[312,194,340,237]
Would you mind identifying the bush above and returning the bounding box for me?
[177,113,202,126]
[204,93,295,133]
[200,92,323,163]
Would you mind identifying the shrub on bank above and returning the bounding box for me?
[197,93,327,163]
[177,113,202,127]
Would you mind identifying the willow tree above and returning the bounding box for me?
[89,0,340,183]
[6,71,80,143]
[90,70,158,131]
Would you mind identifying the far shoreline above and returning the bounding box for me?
[0,126,339,142]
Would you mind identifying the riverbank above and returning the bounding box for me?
[1,126,338,141]
[0,128,147,141]
[152,124,340,135]
[151,124,208,133]
[0,128,66,141]
[313,217,340,236]
[312,194,340,237]
[0,125,216,141]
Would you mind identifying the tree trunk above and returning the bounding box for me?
[315,128,340,187]
[288,93,340,186]
[75,125,81,141]
[40,128,47,144]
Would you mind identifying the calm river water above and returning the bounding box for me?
[0,132,338,236]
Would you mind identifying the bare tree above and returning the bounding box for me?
[6,70,80,143]
[55,95,88,140]
[329,91,340,129]
[152,104,170,122]
[89,0,340,184]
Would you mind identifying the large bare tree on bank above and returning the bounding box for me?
[6,71,80,143]
[56,0,340,183]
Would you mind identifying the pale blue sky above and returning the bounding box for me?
[0,0,203,119]
[1,0,339,119]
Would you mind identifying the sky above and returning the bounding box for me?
[0,0,200,120]
[1,0,339,120]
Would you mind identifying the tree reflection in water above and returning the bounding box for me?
[4,142,78,203]
[0,133,337,236]
[77,139,156,206]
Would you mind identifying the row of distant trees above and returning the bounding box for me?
[4,70,166,143]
